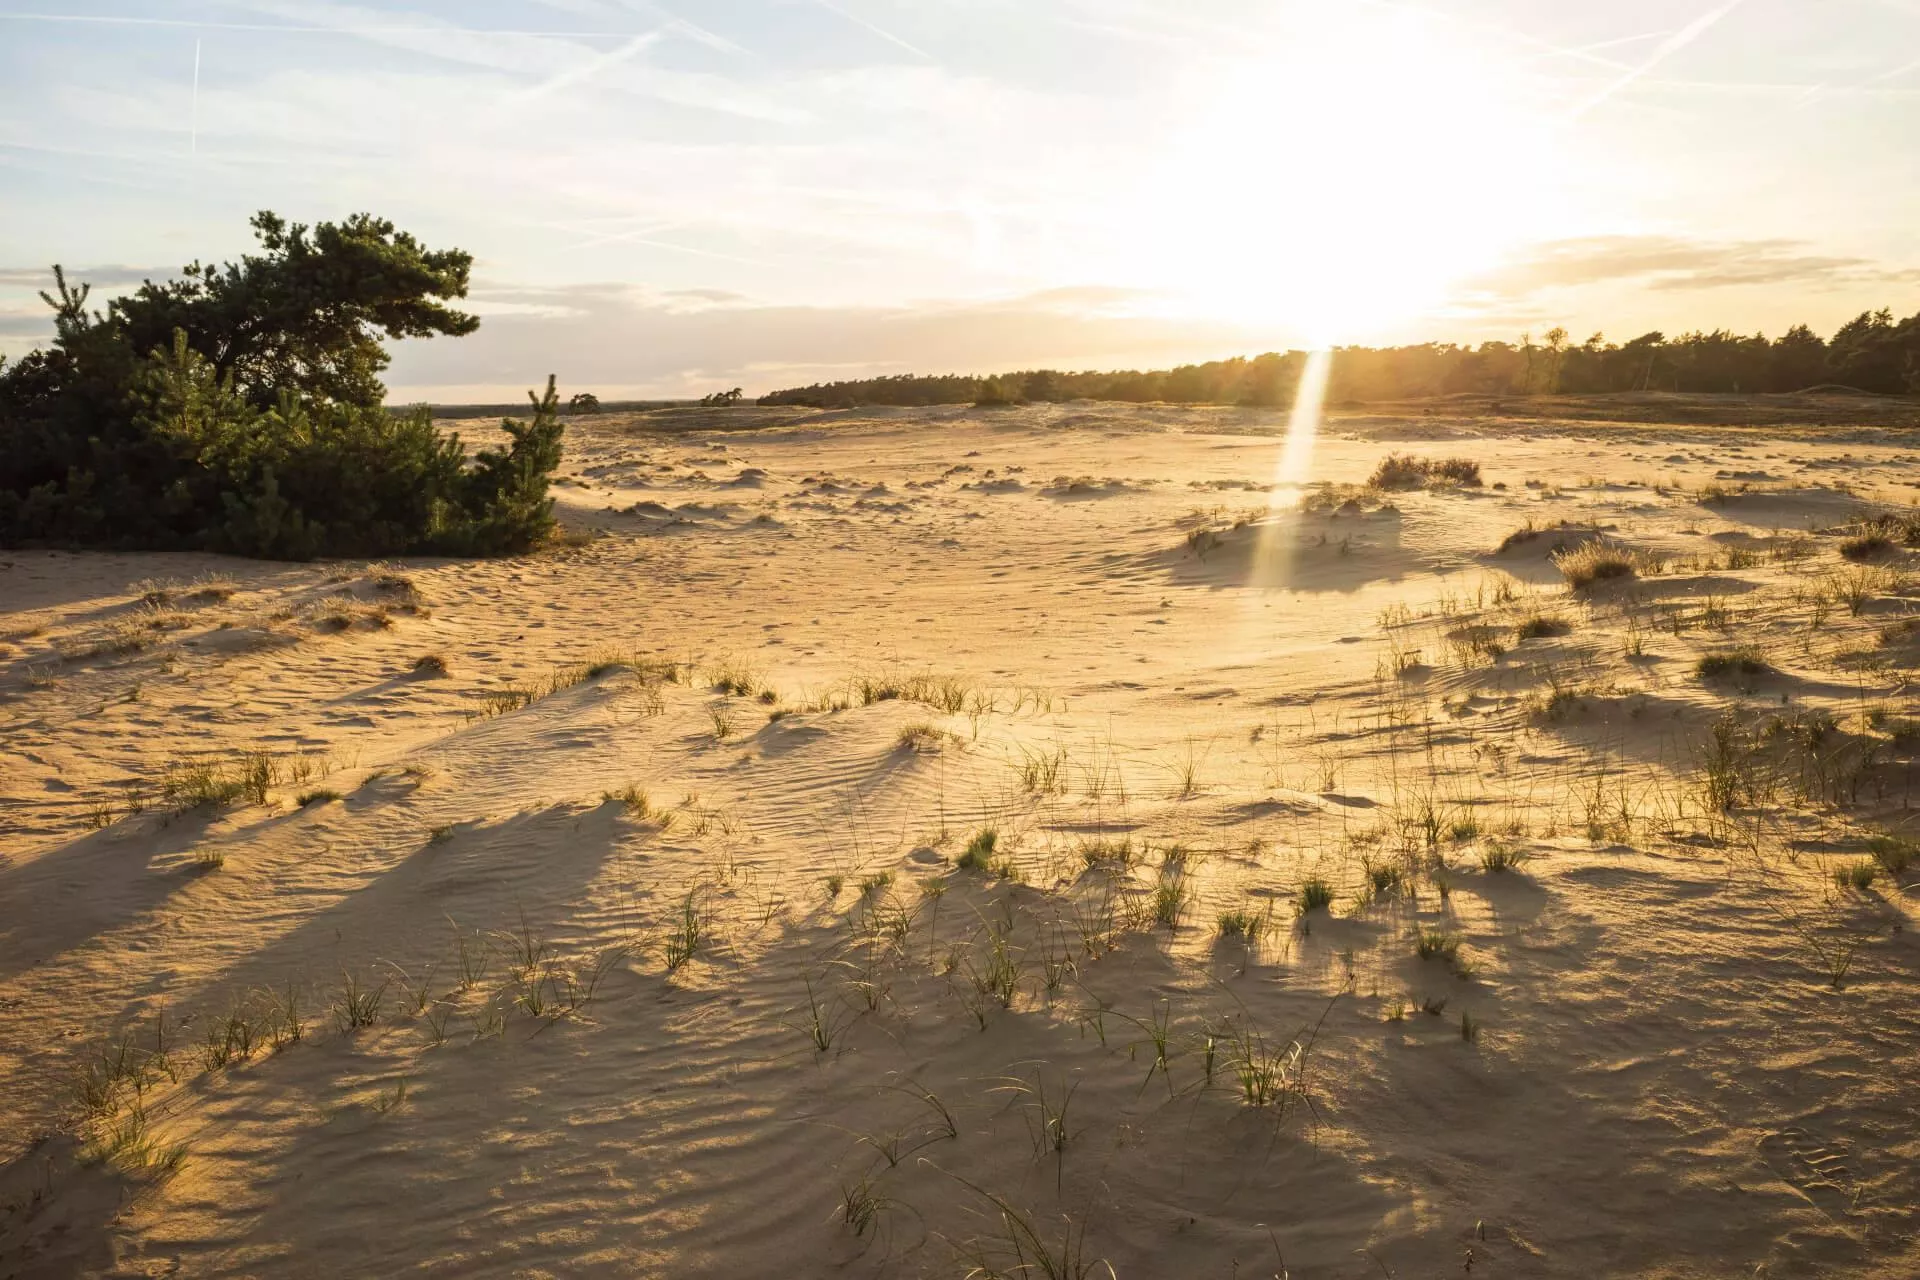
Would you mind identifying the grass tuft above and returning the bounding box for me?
[1553,539,1660,589]
[955,827,999,871]
[1479,840,1530,873]
[1833,860,1877,892]
[1415,929,1463,963]
[1297,877,1334,914]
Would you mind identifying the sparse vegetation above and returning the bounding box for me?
[161,751,276,810]
[28,367,1920,1279]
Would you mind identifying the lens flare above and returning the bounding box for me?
[1274,348,1332,491]
[1251,348,1333,588]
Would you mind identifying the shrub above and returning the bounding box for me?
[1697,649,1769,682]
[1840,533,1895,562]
[1368,454,1481,491]
[1427,457,1482,486]
[1553,539,1647,589]
[1514,614,1570,640]
[0,212,563,559]
[1369,454,1429,490]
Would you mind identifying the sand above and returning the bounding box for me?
[2,398,1918,1278]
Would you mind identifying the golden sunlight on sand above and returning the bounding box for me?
[5,393,1920,1277]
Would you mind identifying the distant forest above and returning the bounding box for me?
[757,308,1920,409]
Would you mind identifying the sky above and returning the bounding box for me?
[2,0,1919,401]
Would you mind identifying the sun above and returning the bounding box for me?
[1122,7,1556,345]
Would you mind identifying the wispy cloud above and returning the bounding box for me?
[0,263,169,288]
[1464,235,1909,300]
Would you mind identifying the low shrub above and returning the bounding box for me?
[1368,453,1482,491]
[1697,649,1769,682]
[1840,533,1896,562]
[1553,539,1655,589]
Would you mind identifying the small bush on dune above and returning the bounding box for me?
[1514,614,1570,640]
[1368,454,1429,491]
[1368,453,1482,491]
[1426,457,1482,486]
[1553,539,1655,589]
[1850,511,1920,550]
[1841,533,1896,562]
[1697,649,1769,682]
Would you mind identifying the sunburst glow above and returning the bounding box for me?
[1123,8,1556,345]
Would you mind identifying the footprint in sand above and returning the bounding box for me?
[1758,1127,1858,1219]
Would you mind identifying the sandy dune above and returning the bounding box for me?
[3,400,1919,1278]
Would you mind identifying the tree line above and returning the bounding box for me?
[756,310,1920,409]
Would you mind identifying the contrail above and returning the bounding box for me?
[190,38,200,157]
[1863,55,1920,85]
[1350,0,1639,73]
[628,2,751,56]
[812,0,930,59]
[509,29,663,105]
[1566,0,1747,118]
